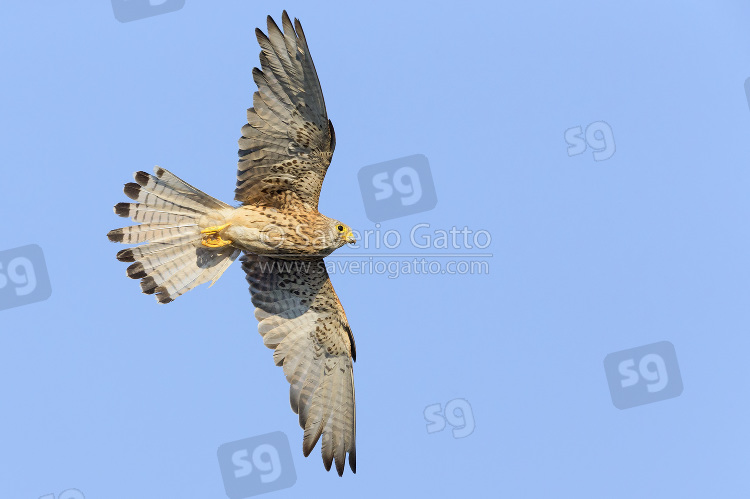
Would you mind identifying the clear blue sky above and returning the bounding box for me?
[2,1,750,498]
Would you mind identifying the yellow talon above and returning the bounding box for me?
[201,223,233,248]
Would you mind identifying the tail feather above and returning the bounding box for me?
[153,246,240,304]
[107,223,200,245]
[154,167,228,210]
[134,168,226,211]
[114,202,196,225]
[108,167,240,304]
[125,243,198,278]
[137,251,199,287]
[116,233,198,262]
[123,182,203,214]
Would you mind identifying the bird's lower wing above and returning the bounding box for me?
[241,254,356,476]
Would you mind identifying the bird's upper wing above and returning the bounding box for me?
[236,11,335,210]
[241,254,356,476]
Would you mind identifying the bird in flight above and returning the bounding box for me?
[107,11,357,476]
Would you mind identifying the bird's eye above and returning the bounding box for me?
[337,225,344,232]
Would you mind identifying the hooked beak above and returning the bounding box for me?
[346,231,356,244]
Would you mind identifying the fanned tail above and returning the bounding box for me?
[107,167,240,304]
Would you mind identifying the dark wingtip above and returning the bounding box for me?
[123,182,141,200]
[154,167,165,178]
[294,18,305,39]
[107,229,124,243]
[114,202,130,217]
[126,262,147,279]
[134,171,151,186]
[350,453,356,474]
[116,248,135,262]
[266,14,282,34]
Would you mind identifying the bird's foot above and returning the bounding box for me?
[201,223,233,248]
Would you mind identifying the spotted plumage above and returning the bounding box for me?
[107,11,357,476]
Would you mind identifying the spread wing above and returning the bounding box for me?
[236,11,335,211]
[241,254,356,476]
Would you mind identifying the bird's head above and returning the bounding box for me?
[331,220,356,248]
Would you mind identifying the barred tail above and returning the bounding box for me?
[107,166,240,304]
